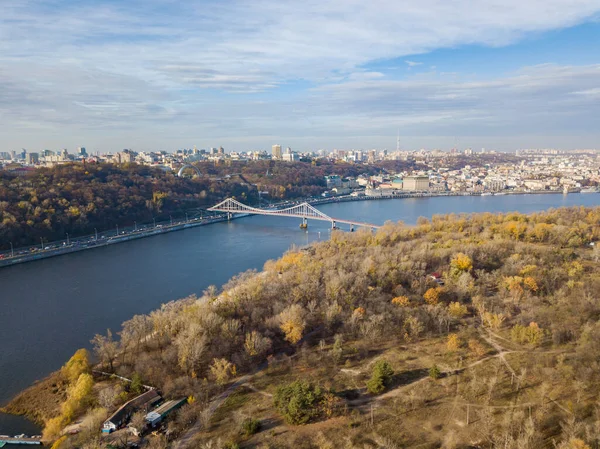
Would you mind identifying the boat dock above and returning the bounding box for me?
[0,435,42,446]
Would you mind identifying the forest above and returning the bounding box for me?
[0,160,416,250]
[7,206,600,449]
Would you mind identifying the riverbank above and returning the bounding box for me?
[0,214,247,269]
[1,189,582,269]
[0,372,66,426]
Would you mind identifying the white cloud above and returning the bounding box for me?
[405,61,423,67]
[1,0,600,149]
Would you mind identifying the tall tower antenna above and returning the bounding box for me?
[396,129,400,152]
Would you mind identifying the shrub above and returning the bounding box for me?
[241,417,261,436]
[274,380,323,425]
[448,302,468,318]
[366,359,394,394]
[429,364,441,380]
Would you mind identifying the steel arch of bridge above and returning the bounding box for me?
[177,164,201,177]
[208,198,381,229]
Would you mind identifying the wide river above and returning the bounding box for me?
[2,193,600,434]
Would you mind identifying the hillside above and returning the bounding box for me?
[10,206,600,449]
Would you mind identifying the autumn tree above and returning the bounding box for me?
[279,304,306,344]
[450,253,473,278]
[210,358,235,386]
[61,348,90,383]
[91,330,119,372]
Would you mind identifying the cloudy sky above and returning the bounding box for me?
[2,0,600,152]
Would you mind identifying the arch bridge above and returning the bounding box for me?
[177,164,202,177]
[208,198,380,230]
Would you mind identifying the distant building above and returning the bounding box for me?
[26,152,39,164]
[402,176,429,191]
[78,147,87,157]
[325,175,342,189]
[282,149,299,162]
[218,146,225,154]
[272,144,282,160]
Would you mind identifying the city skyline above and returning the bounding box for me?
[2,1,600,151]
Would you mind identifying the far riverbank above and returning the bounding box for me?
[0,189,579,269]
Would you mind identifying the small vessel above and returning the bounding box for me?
[581,187,598,193]
[480,192,492,196]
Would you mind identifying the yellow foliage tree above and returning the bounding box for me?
[423,287,443,305]
[61,348,90,383]
[448,302,468,318]
[279,304,306,344]
[392,296,410,307]
[450,253,473,277]
[483,312,505,329]
[523,276,538,293]
[210,358,234,386]
[43,416,67,441]
[447,333,460,352]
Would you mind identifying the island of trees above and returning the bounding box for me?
[5,206,600,449]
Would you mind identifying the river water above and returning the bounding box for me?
[1,193,600,433]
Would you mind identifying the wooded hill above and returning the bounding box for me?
[11,206,600,449]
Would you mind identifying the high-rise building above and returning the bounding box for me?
[218,146,225,154]
[78,147,87,157]
[26,152,39,164]
[272,144,282,160]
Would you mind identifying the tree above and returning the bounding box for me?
[130,373,144,394]
[98,385,122,409]
[274,381,323,425]
[279,304,306,344]
[91,330,119,372]
[450,252,473,277]
[392,296,410,307]
[366,359,394,394]
[244,331,271,358]
[129,411,147,436]
[61,348,90,383]
[447,333,461,352]
[424,287,443,305]
[210,358,235,386]
[448,302,468,318]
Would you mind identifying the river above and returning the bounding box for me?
[1,193,600,434]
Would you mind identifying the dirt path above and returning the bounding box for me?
[173,372,255,449]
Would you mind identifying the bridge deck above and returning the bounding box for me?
[208,198,381,228]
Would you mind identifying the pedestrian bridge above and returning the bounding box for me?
[208,198,380,229]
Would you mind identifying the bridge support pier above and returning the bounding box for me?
[227,212,232,221]
[300,217,308,229]
[332,220,337,230]
[350,224,354,232]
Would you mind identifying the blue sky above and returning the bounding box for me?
[1,0,600,152]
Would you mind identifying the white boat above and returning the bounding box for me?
[580,187,598,193]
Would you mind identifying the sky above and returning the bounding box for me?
[1,0,600,153]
